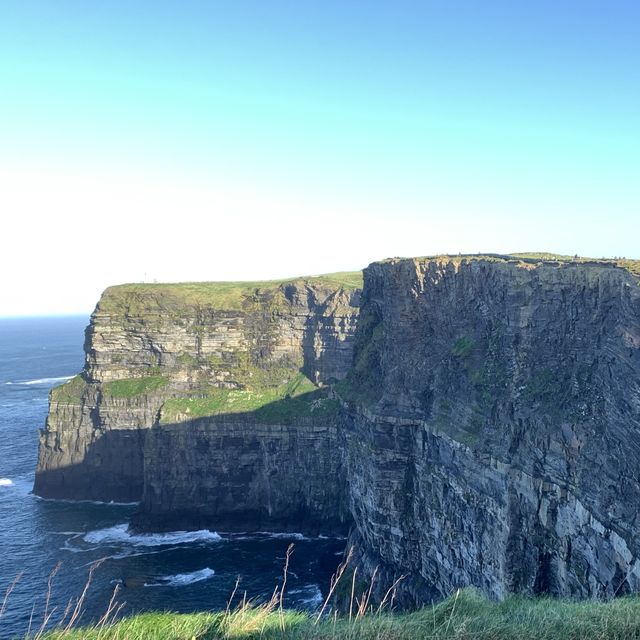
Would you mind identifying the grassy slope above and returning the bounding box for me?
[49,375,86,403]
[41,588,640,639]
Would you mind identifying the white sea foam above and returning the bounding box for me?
[230,531,307,541]
[83,523,222,546]
[145,567,215,587]
[25,375,75,385]
[5,375,74,386]
[259,531,306,540]
[0,478,13,486]
[243,531,344,541]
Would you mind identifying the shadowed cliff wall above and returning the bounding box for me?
[340,257,640,603]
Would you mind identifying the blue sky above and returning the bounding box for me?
[0,1,638,315]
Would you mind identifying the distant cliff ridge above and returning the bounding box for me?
[35,255,640,604]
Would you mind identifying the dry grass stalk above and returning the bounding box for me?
[62,558,105,632]
[0,572,22,619]
[222,593,279,638]
[27,602,36,638]
[314,546,354,623]
[278,543,294,631]
[349,566,358,622]
[96,583,123,629]
[443,588,461,636]
[356,566,378,619]
[225,576,241,618]
[34,562,62,639]
[376,575,406,614]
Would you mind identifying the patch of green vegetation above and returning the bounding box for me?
[452,334,474,358]
[98,271,363,316]
[41,587,640,640]
[616,259,640,278]
[311,270,364,290]
[159,372,333,424]
[50,375,86,404]
[102,375,169,398]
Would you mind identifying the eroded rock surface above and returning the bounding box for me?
[341,257,640,603]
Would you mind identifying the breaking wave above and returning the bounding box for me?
[0,478,13,487]
[83,523,222,546]
[5,375,74,386]
[144,568,215,587]
[230,531,307,541]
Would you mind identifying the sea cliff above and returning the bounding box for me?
[34,273,361,526]
[35,255,640,604]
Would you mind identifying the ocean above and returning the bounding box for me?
[0,316,343,639]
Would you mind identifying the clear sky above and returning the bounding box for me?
[1,1,638,316]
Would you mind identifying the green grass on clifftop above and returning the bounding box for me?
[50,375,86,403]
[98,271,363,314]
[39,588,640,640]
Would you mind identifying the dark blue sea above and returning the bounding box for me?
[0,317,342,639]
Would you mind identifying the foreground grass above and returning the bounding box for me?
[37,588,640,640]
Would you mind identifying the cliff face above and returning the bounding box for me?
[341,257,640,603]
[35,256,640,603]
[34,274,361,517]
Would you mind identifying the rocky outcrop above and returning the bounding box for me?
[341,257,640,603]
[35,255,640,604]
[34,274,361,511]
